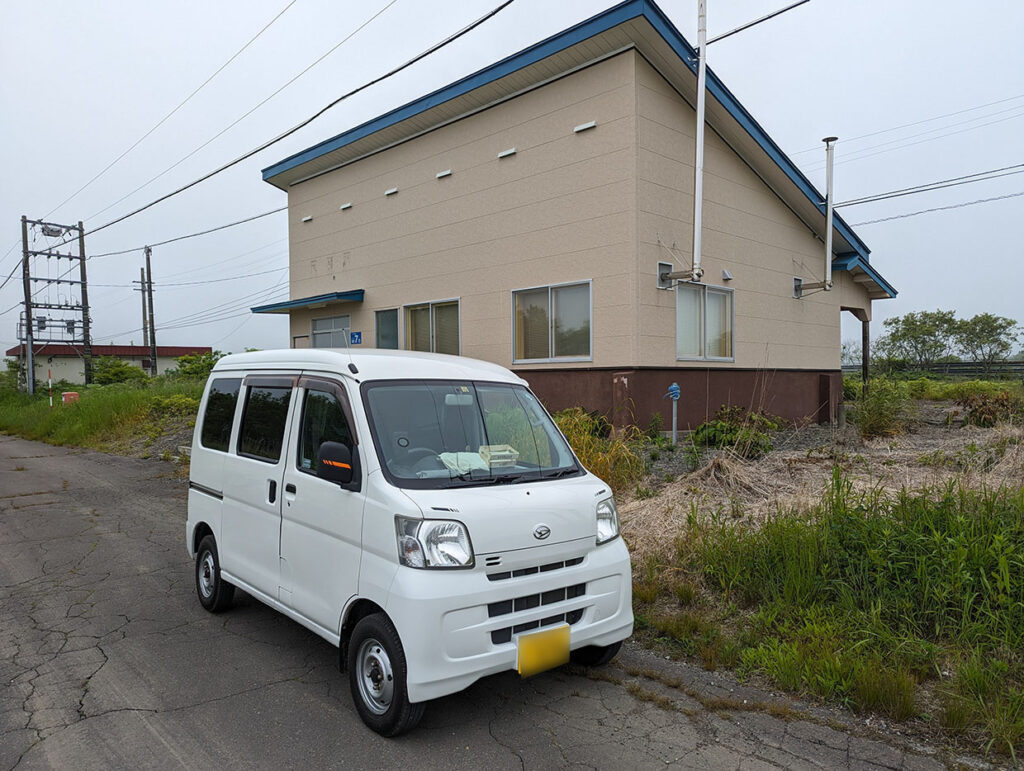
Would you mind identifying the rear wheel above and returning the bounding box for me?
[195,535,234,613]
[347,613,425,736]
[570,640,622,667]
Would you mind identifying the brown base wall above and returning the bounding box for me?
[515,367,842,429]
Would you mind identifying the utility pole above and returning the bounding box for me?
[77,221,93,383]
[137,267,149,348]
[17,217,92,391]
[145,246,157,377]
[20,216,35,394]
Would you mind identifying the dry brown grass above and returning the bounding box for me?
[619,402,1024,564]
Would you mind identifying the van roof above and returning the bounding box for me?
[212,348,527,385]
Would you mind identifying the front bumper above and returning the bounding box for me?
[385,536,633,703]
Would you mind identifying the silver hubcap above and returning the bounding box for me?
[198,552,215,599]
[356,637,394,715]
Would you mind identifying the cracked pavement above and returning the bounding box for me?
[0,436,994,769]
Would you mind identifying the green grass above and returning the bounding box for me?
[634,470,1024,757]
[0,380,202,449]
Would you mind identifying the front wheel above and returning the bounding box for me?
[570,640,623,667]
[347,614,425,736]
[195,535,235,613]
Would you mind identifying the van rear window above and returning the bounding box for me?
[200,378,241,452]
[238,386,292,462]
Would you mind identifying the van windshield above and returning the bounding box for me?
[362,380,581,489]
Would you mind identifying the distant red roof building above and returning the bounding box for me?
[4,344,211,358]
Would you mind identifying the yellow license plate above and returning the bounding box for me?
[516,623,570,677]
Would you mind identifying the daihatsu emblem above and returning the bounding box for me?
[533,524,551,540]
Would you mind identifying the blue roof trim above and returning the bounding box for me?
[263,0,875,264]
[832,254,897,298]
[251,289,365,314]
[262,0,648,182]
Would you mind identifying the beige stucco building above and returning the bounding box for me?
[255,0,895,427]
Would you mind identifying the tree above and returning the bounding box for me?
[841,339,862,367]
[170,350,225,381]
[93,357,148,385]
[877,310,957,371]
[954,313,1021,374]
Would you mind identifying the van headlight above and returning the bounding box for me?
[395,516,475,569]
[596,497,620,545]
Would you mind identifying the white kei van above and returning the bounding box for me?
[186,348,632,735]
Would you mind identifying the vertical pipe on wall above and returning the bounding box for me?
[690,0,707,282]
[823,136,838,290]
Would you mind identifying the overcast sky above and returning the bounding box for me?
[2,0,1022,357]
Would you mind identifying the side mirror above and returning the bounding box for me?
[316,441,354,485]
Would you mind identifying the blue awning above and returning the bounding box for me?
[251,289,365,314]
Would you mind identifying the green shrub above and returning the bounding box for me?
[92,356,148,385]
[691,405,778,459]
[956,391,1024,427]
[167,350,225,381]
[850,378,914,438]
[553,407,644,494]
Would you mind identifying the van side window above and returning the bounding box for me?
[238,386,292,462]
[299,388,353,473]
[200,378,242,452]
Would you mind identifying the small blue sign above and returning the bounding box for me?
[349,331,362,345]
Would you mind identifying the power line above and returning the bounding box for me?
[42,0,299,221]
[84,0,400,226]
[790,92,1024,155]
[91,266,287,288]
[851,190,1024,226]
[89,207,286,258]
[805,107,1024,172]
[834,163,1024,208]
[79,0,514,240]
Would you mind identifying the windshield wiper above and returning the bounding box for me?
[540,467,579,479]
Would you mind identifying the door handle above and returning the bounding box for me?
[285,483,296,494]
[269,480,277,503]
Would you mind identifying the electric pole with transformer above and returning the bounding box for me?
[18,216,93,392]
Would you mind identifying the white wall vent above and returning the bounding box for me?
[573,120,597,133]
[301,215,313,223]
[384,187,398,196]
[339,202,352,211]
[436,169,452,179]
[498,147,516,159]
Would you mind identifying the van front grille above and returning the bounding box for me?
[486,556,583,582]
[490,609,584,645]
[487,583,585,618]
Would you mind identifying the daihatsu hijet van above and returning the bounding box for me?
[186,348,632,736]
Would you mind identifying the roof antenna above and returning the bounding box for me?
[344,331,359,374]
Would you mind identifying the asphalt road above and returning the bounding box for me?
[0,435,970,770]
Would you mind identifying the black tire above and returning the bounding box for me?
[570,640,623,667]
[195,535,235,613]
[347,613,425,737]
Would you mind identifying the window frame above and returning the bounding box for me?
[295,375,361,491]
[402,297,461,355]
[235,374,297,464]
[511,279,593,364]
[310,314,351,349]
[199,377,242,453]
[675,282,735,363]
[374,308,400,350]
